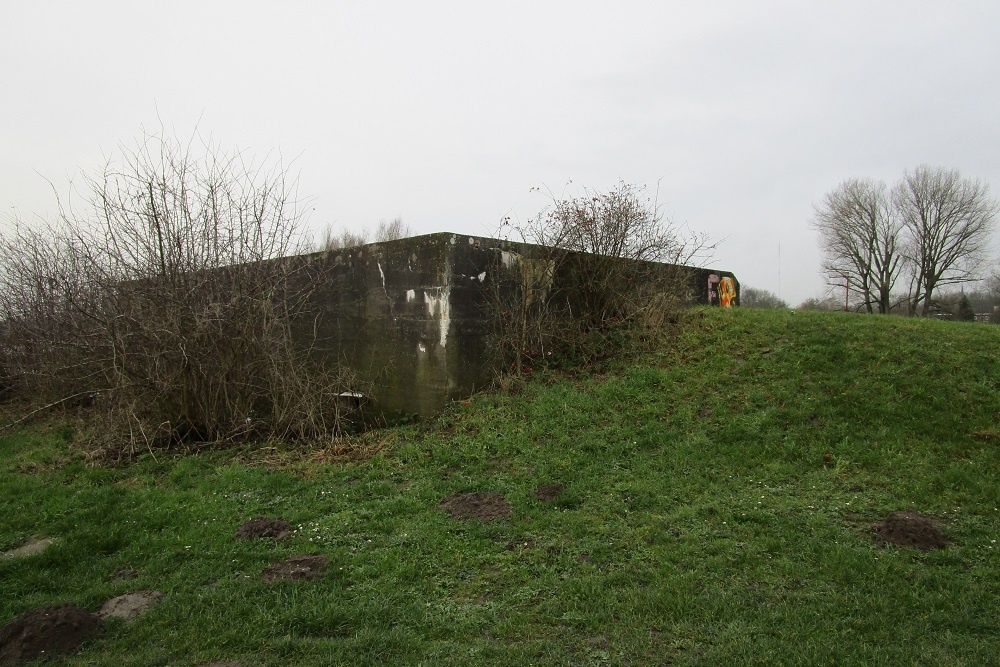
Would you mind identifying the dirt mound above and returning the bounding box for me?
[236,517,292,540]
[261,555,329,581]
[872,510,949,550]
[97,591,163,623]
[1,538,57,560]
[0,605,103,666]
[439,492,513,521]
[536,483,564,501]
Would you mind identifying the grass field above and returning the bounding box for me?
[2,307,999,666]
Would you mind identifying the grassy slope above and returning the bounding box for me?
[1,308,999,666]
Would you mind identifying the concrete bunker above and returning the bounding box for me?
[293,232,738,420]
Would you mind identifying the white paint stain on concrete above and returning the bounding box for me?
[418,343,427,353]
[478,271,487,282]
[406,289,416,302]
[501,250,519,268]
[423,263,452,347]
[377,260,394,313]
[424,287,451,347]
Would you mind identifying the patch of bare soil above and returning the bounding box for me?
[97,591,163,623]
[261,555,329,581]
[535,483,564,502]
[236,517,292,540]
[1,538,57,560]
[439,492,513,521]
[872,510,949,550]
[0,606,103,666]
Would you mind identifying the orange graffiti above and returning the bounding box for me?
[718,277,736,307]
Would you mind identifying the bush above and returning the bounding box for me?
[0,131,362,448]
[797,296,843,311]
[741,286,788,309]
[494,181,712,373]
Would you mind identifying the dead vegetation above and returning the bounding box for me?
[0,130,367,452]
[492,181,713,375]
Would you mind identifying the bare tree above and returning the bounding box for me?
[374,216,411,243]
[894,166,998,315]
[812,178,904,314]
[318,225,370,251]
[316,216,412,251]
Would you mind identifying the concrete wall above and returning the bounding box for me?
[295,232,738,419]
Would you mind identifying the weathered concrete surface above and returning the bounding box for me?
[294,233,738,420]
[294,234,495,420]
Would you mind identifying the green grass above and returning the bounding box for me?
[2,307,1000,666]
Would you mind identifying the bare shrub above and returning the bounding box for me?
[494,181,713,374]
[0,130,365,448]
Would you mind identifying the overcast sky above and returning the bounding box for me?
[3,1,999,306]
